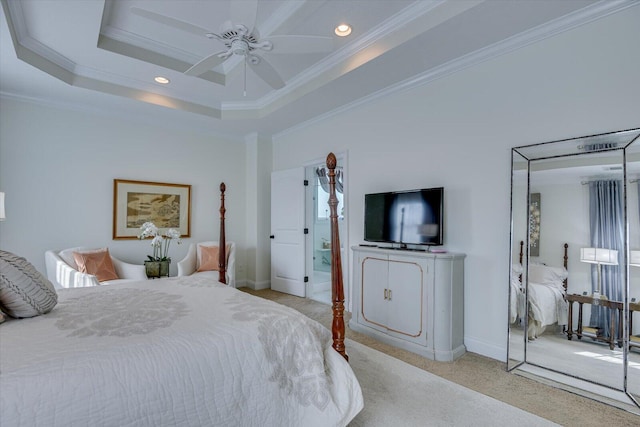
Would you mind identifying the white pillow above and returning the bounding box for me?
[528,263,568,285]
[0,250,58,318]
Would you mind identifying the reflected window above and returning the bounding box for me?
[316,167,343,220]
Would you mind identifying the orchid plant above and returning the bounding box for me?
[138,222,182,262]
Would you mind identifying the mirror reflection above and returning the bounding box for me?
[509,128,640,408]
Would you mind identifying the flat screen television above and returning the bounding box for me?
[364,187,443,247]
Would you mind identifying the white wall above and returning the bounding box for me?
[244,133,272,289]
[272,7,640,360]
[0,97,247,278]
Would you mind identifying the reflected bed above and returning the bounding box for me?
[511,241,569,340]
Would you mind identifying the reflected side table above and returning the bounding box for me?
[566,293,623,350]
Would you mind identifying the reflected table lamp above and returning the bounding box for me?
[0,192,5,221]
[580,247,618,300]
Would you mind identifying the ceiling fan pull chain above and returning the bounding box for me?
[243,58,248,97]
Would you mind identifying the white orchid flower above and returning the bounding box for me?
[166,228,181,241]
[139,221,159,238]
[139,222,181,262]
[150,235,164,247]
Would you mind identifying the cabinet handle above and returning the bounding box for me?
[388,289,392,301]
[384,289,388,300]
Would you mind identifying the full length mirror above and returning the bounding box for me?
[627,136,640,404]
[508,128,640,411]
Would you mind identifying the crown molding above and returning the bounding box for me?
[0,90,245,142]
[3,0,636,141]
[274,0,638,140]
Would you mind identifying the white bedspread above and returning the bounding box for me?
[0,276,363,426]
[528,281,568,328]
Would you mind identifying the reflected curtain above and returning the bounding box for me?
[588,180,624,337]
[316,167,343,194]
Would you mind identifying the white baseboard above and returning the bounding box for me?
[464,336,507,362]
[242,280,270,290]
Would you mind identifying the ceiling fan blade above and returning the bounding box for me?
[247,56,285,89]
[130,7,214,37]
[185,52,229,76]
[230,0,258,34]
[264,35,333,54]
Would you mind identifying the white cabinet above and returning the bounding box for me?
[350,246,465,361]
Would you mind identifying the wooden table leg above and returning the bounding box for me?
[577,302,584,340]
[609,309,615,350]
[567,301,574,341]
[631,311,635,347]
[618,308,623,348]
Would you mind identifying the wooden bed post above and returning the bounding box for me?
[327,153,348,361]
[563,243,569,291]
[218,182,227,285]
[519,240,524,282]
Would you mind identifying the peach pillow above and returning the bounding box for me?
[197,244,230,272]
[73,248,118,282]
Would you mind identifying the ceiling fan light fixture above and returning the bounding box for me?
[231,39,250,56]
[334,24,352,37]
[154,76,170,84]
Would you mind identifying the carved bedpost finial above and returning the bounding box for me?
[326,152,337,170]
[220,182,226,193]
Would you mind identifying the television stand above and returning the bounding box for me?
[350,245,466,361]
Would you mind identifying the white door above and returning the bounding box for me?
[271,167,306,297]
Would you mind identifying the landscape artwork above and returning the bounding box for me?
[113,179,191,239]
[126,192,180,228]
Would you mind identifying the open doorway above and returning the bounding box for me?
[305,162,346,305]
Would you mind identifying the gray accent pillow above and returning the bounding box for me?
[0,250,58,318]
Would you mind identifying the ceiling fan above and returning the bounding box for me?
[131,0,334,91]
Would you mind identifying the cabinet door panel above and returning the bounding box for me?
[361,256,388,329]
[388,259,424,337]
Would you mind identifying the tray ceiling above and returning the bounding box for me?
[1,0,631,140]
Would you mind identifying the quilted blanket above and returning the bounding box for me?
[0,276,363,426]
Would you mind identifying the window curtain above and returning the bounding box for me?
[316,167,343,194]
[588,180,624,337]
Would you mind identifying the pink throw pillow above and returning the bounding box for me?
[197,244,231,272]
[73,248,119,282]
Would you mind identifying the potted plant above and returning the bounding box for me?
[138,222,181,278]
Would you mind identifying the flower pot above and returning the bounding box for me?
[144,260,170,278]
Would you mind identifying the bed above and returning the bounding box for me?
[0,153,362,426]
[511,241,569,340]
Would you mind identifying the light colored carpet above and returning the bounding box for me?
[346,338,555,426]
[240,288,640,426]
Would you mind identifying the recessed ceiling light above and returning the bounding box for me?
[154,76,170,84]
[334,24,352,37]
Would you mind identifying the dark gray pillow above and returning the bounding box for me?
[0,250,58,318]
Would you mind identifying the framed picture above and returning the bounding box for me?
[529,192,541,257]
[113,179,191,240]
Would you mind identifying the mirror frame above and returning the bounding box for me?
[508,127,640,410]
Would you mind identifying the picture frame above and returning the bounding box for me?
[529,192,541,257]
[113,179,191,240]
